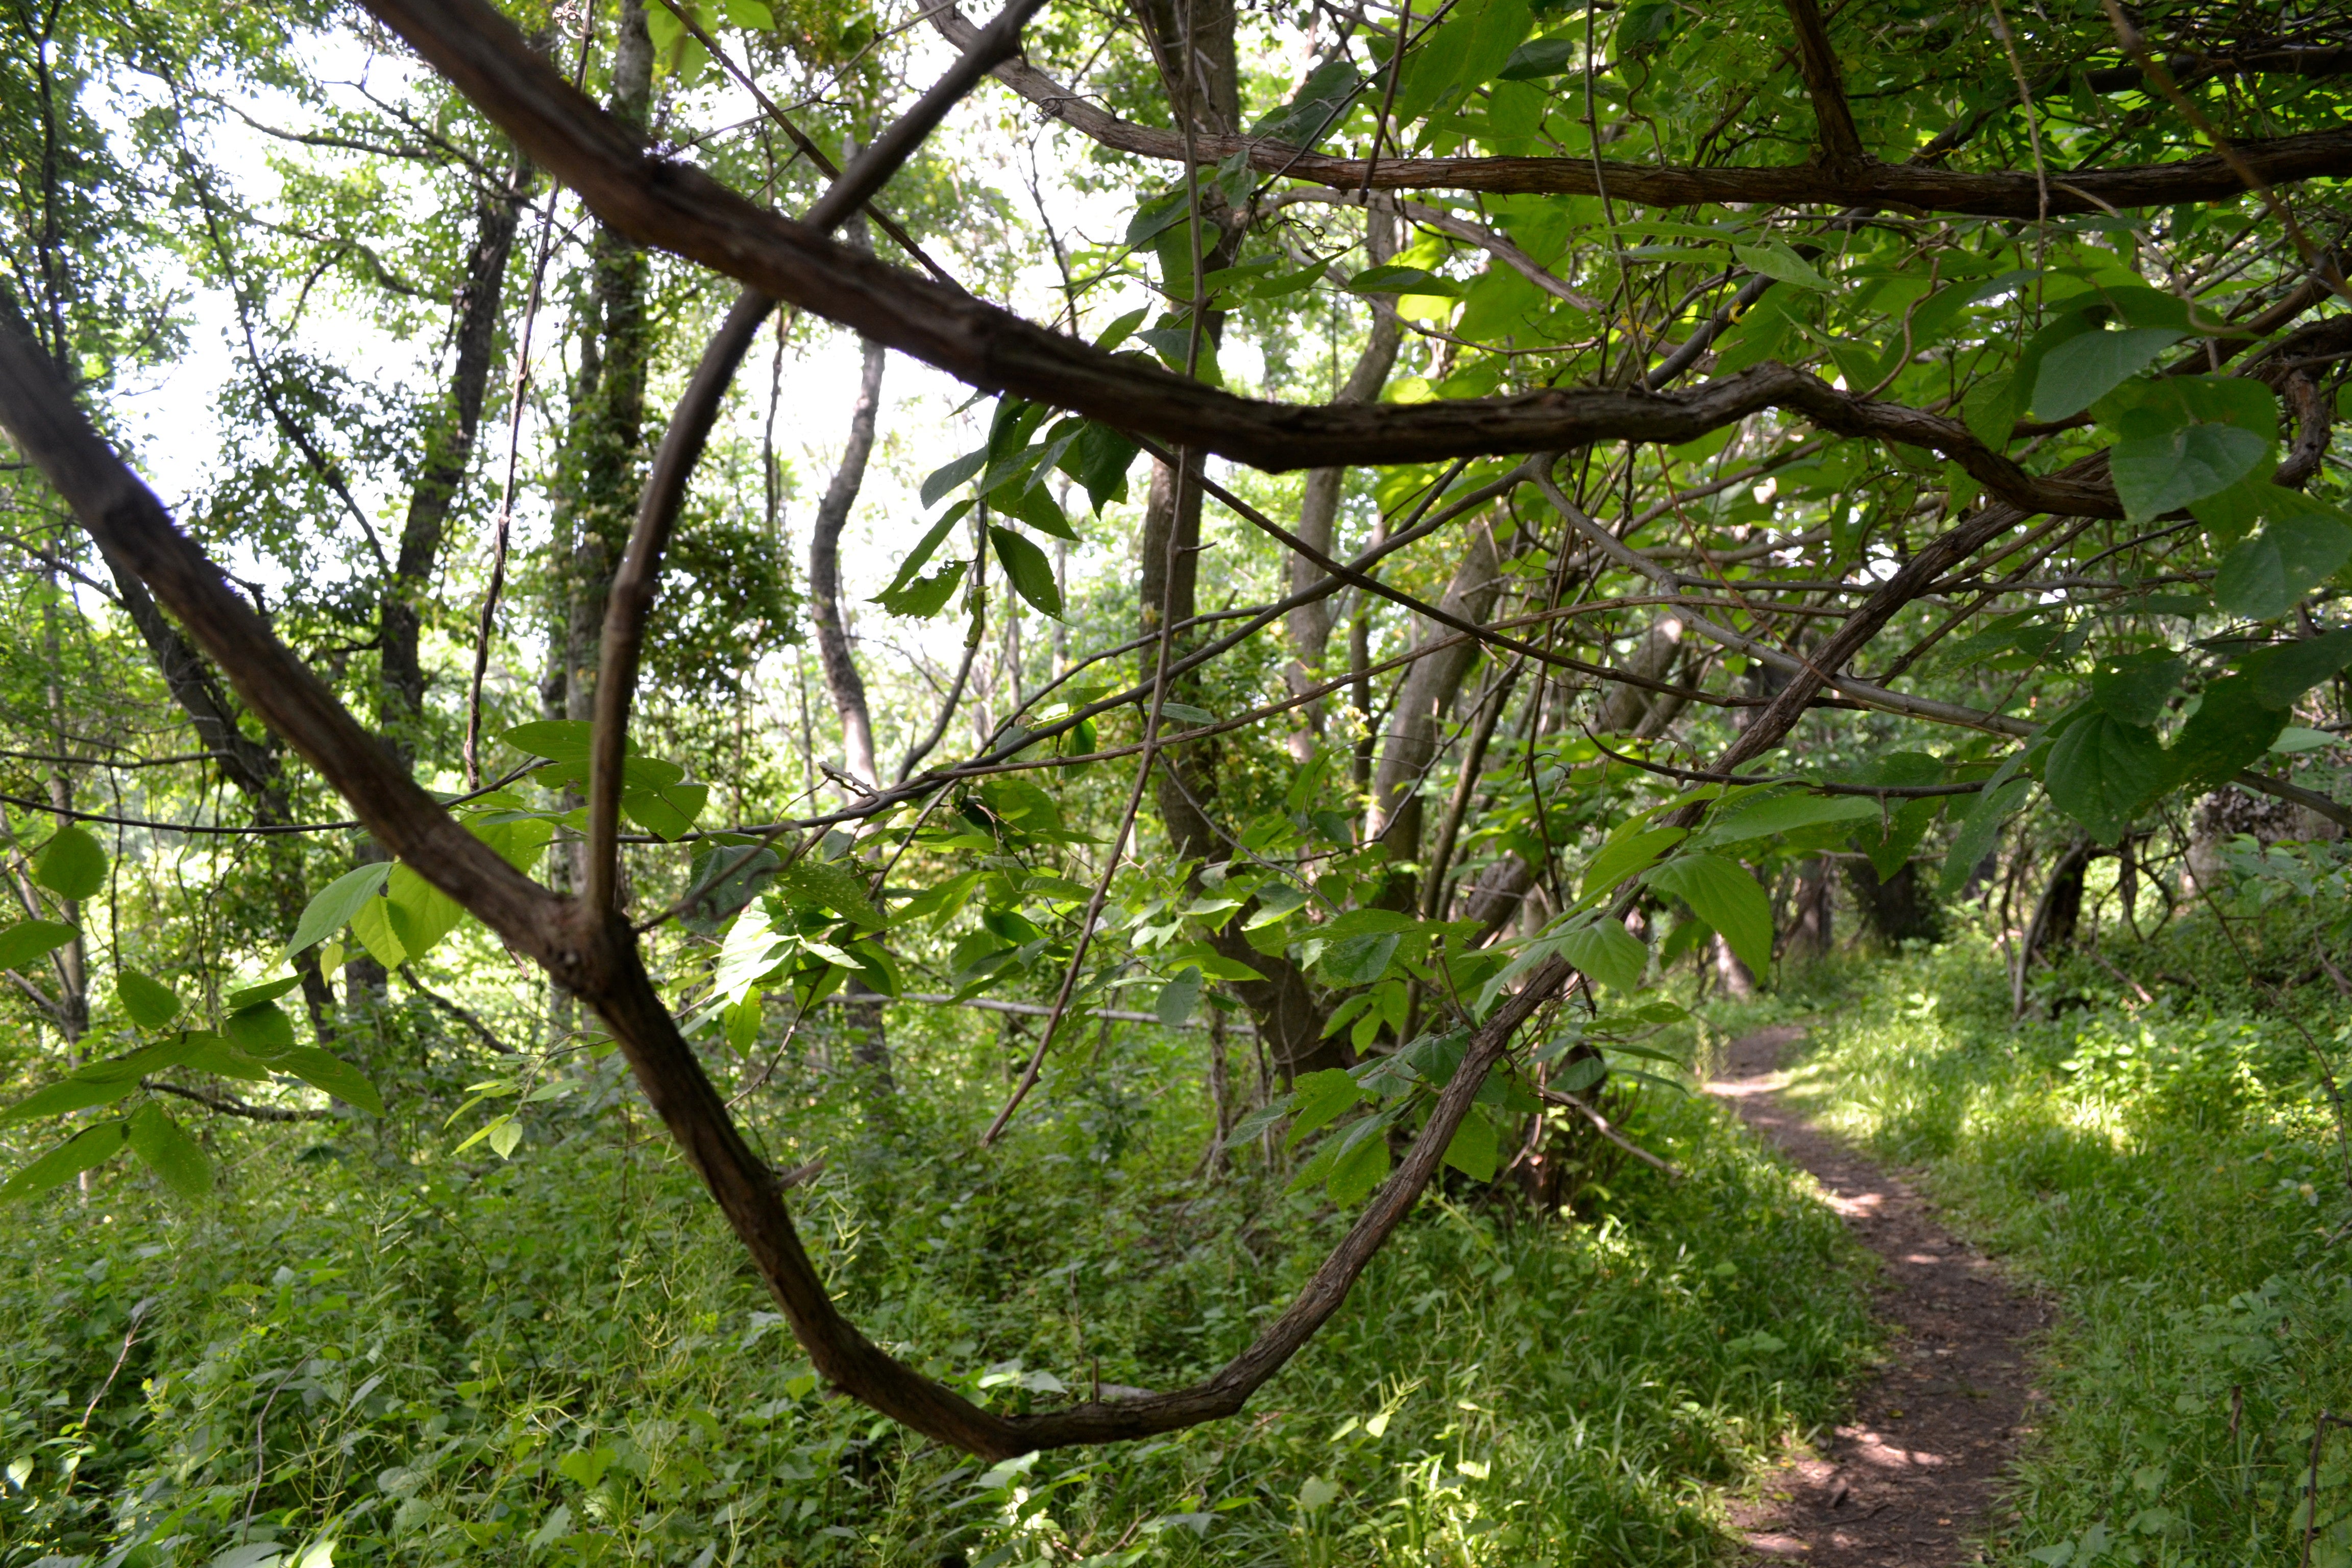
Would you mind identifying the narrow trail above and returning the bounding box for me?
[1705,1024,2051,1567]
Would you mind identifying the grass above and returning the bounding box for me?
[1763,929,2352,1568]
[0,1002,1877,1567]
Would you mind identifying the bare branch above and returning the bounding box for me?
[926,2,2352,217]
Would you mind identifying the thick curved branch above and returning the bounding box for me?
[1782,0,1864,167]
[334,0,2183,499]
[585,0,1045,909]
[926,2,2352,216]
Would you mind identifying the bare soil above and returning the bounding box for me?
[1706,1024,2051,1566]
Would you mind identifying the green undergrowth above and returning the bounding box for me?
[1765,930,2352,1568]
[0,1011,1875,1568]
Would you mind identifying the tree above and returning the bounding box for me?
[1,0,2348,1465]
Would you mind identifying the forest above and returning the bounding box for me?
[0,0,2348,1560]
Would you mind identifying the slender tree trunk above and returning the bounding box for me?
[1285,209,1400,759]
[1592,614,1686,736]
[1367,520,1507,908]
[539,0,653,1043]
[1785,858,1832,959]
[808,296,887,785]
[1712,932,1756,999]
[380,168,526,758]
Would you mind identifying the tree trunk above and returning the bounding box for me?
[808,310,887,788]
[802,227,895,1104]
[2023,841,2093,965]
[1845,857,1942,947]
[1367,520,1507,907]
[552,0,654,734]
[1284,209,1400,759]
[1592,613,1687,736]
[380,168,526,760]
[1712,931,1756,999]
[1784,857,1832,959]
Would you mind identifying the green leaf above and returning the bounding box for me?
[621,780,708,842]
[2029,326,2182,420]
[2213,510,2352,621]
[34,827,107,901]
[878,558,968,619]
[1939,777,2031,897]
[274,1046,384,1115]
[2111,413,2269,522]
[1325,1113,1393,1204]
[872,502,971,608]
[227,1001,296,1054]
[1578,826,1685,902]
[770,859,885,930]
[1319,932,1401,986]
[988,477,1079,542]
[1090,306,1149,352]
[1441,1107,1500,1181]
[285,863,393,957]
[1347,264,1462,297]
[2166,676,2288,796]
[2240,630,2352,708]
[1864,796,1943,883]
[180,1032,274,1081]
[502,719,592,763]
[1062,422,1138,515]
[2,1072,142,1123]
[1497,35,1578,79]
[1699,791,1881,846]
[1733,240,1831,292]
[1962,372,2021,449]
[0,919,75,971]
[127,1101,212,1199]
[0,1121,128,1202]
[1554,919,1647,992]
[680,845,780,937]
[919,447,988,507]
[471,814,555,874]
[1251,56,1363,142]
[1223,1095,1294,1146]
[226,974,304,1010]
[384,865,463,962]
[115,969,182,1030]
[988,526,1063,618]
[1615,0,1677,53]
[2043,712,2168,842]
[2089,648,2186,725]
[1156,966,1203,1028]
[1643,854,1771,976]
[1286,1068,1367,1148]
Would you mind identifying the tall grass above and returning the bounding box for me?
[0,1006,1874,1567]
[1779,933,2352,1567]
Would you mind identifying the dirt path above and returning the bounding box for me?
[1705,1024,2050,1566]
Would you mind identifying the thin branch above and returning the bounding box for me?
[145,1080,331,1122]
[923,0,2352,216]
[585,0,1049,910]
